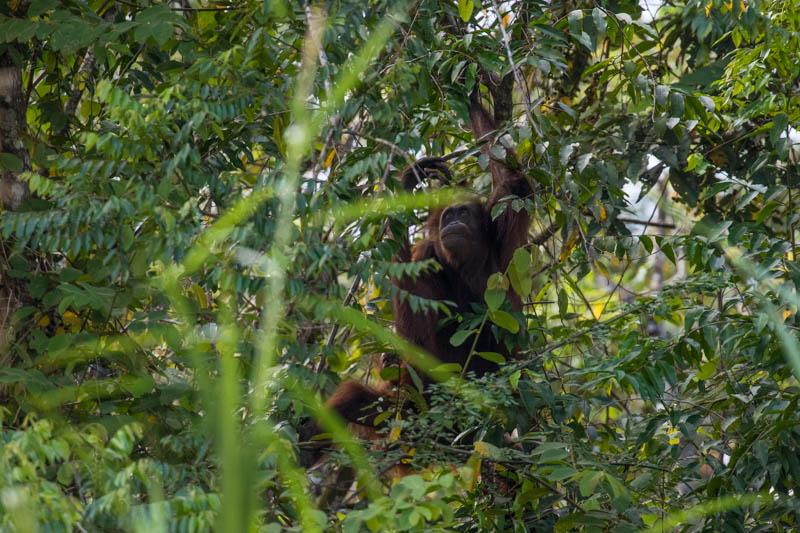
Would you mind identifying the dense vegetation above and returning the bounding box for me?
[1,0,799,531]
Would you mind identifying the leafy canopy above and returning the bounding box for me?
[1,0,800,531]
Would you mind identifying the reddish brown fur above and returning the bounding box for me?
[327,88,533,428]
[326,381,395,427]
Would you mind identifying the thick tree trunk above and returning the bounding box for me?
[0,49,30,359]
[0,56,29,210]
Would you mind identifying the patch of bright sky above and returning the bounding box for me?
[622,155,666,227]
[639,0,664,23]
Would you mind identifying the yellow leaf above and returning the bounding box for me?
[697,427,713,438]
[62,311,80,328]
[401,447,415,464]
[474,441,492,457]
[190,284,208,309]
[389,426,402,442]
[669,437,680,445]
[705,1,712,16]
[463,454,482,490]
[559,230,579,263]
[324,148,336,168]
[783,309,793,321]
[36,315,51,327]
[599,204,606,221]
[487,272,508,290]
[593,259,611,280]
[502,13,511,27]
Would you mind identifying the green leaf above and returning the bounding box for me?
[532,441,569,455]
[696,94,715,113]
[639,235,653,253]
[554,514,582,533]
[558,289,568,317]
[655,85,669,107]
[731,27,742,47]
[120,226,134,251]
[457,0,474,22]
[540,447,569,462]
[484,287,505,312]
[476,351,506,364]
[56,463,74,485]
[29,0,59,17]
[450,329,474,347]
[756,201,780,225]
[693,216,731,243]
[431,363,462,374]
[661,243,676,264]
[754,312,769,333]
[512,247,531,272]
[701,181,732,201]
[568,10,583,37]
[0,152,23,172]
[686,153,709,173]
[489,310,519,333]
[736,189,759,211]
[548,466,577,481]
[670,91,684,118]
[698,360,716,380]
[151,23,174,46]
[448,92,470,122]
[630,472,652,491]
[405,364,425,393]
[753,440,769,468]
[134,24,154,44]
[559,143,574,165]
[0,367,35,384]
[508,264,532,298]
[509,248,533,297]
[380,365,399,381]
[770,113,789,147]
[591,7,607,34]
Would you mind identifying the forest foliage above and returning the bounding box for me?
[1,0,800,531]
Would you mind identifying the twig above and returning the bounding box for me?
[342,130,415,166]
[24,43,40,106]
[597,175,670,317]
[56,46,97,137]
[594,3,658,123]
[488,0,542,138]
[517,304,646,365]
[617,217,675,229]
